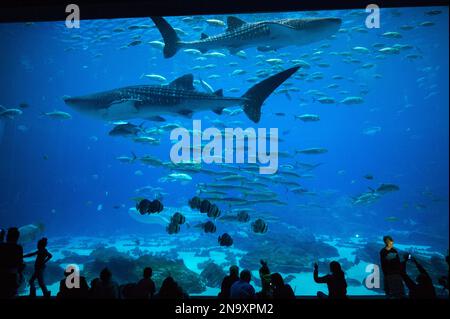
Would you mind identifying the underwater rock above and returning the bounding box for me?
[197,259,215,270]
[57,250,91,264]
[346,278,362,287]
[83,247,206,294]
[89,246,130,261]
[386,230,448,251]
[200,262,226,288]
[353,242,381,265]
[284,274,296,284]
[136,255,205,294]
[239,231,339,273]
[337,258,354,271]
[84,255,138,285]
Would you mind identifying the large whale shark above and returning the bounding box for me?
[64,66,299,123]
[151,16,342,58]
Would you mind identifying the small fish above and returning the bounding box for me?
[296,148,328,155]
[296,114,320,122]
[0,106,23,119]
[41,111,72,120]
[205,19,225,27]
[340,96,364,105]
[140,74,167,82]
[128,40,142,47]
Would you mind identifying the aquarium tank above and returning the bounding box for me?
[0,5,448,298]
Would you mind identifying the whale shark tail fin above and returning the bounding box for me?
[242,66,300,123]
[150,16,181,58]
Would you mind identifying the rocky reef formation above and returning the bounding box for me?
[199,262,226,288]
[239,229,339,273]
[83,246,206,294]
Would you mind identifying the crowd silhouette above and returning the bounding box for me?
[0,228,448,299]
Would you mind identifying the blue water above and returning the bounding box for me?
[0,6,448,296]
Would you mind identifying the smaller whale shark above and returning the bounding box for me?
[64,66,299,123]
[151,15,342,58]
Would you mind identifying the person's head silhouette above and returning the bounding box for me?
[143,267,153,279]
[230,265,239,277]
[38,237,48,249]
[240,270,251,283]
[6,227,20,244]
[100,267,112,282]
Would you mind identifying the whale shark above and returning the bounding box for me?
[151,15,342,58]
[64,66,299,123]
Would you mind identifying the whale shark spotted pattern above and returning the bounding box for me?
[151,16,342,58]
[64,67,300,123]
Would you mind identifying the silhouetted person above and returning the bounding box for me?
[314,261,347,299]
[438,255,449,292]
[0,228,5,243]
[270,273,295,299]
[57,268,89,299]
[380,235,405,298]
[218,265,239,299]
[156,276,187,299]
[257,260,272,299]
[90,267,119,299]
[230,269,256,299]
[24,237,52,298]
[0,227,24,298]
[135,267,156,299]
[401,256,436,299]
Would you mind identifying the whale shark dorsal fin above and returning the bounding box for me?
[227,16,246,31]
[200,32,208,40]
[214,89,223,97]
[169,74,195,90]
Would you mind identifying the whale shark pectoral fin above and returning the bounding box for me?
[226,16,247,32]
[107,99,140,117]
[213,107,225,115]
[177,109,193,118]
[147,115,166,122]
[228,47,240,55]
[266,22,296,38]
[257,46,278,52]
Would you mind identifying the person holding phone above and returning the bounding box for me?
[401,255,436,299]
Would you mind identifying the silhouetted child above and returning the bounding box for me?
[24,237,52,298]
[155,276,187,299]
[257,260,272,299]
[90,267,119,299]
[57,268,90,299]
[270,273,295,299]
[0,228,5,243]
[230,270,256,299]
[218,265,239,299]
[135,267,156,299]
[313,261,347,299]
